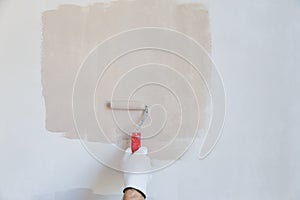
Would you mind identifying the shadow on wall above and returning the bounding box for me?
[32,188,122,200]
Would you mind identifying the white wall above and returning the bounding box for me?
[0,0,300,199]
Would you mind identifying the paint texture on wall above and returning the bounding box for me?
[41,0,212,162]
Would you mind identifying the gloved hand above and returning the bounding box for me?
[122,146,152,199]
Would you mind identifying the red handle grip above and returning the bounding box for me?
[131,132,141,153]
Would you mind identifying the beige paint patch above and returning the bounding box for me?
[41,0,212,162]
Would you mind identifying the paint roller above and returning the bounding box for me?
[108,100,146,110]
[107,100,148,153]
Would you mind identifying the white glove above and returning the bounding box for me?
[122,147,152,199]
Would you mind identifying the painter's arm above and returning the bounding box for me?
[122,147,151,200]
[123,188,145,200]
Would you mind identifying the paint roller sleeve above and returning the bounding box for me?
[108,100,146,110]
